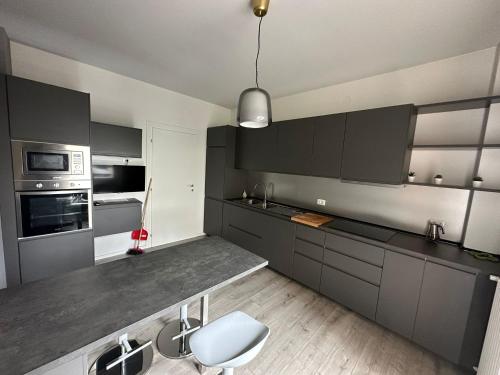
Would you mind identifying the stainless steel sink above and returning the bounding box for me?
[233,199,302,217]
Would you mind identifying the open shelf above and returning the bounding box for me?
[405,181,470,190]
[411,144,480,149]
[405,181,500,193]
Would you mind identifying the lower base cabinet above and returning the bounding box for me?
[376,251,425,339]
[412,262,476,365]
[204,198,223,236]
[292,253,322,291]
[320,264,379,320]
[19,229,94,283]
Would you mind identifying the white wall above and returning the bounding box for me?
[0,42,231,285]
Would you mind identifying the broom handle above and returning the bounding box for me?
[140,177,153,228]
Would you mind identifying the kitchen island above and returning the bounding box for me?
[0,236,267,375]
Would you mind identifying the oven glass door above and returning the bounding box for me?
[24,151,70,174]
[18,191,90,238]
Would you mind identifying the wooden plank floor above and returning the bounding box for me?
[129,268,469,375]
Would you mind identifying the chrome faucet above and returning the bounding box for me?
[252,182,273,209]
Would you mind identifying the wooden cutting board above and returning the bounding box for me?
[291,212,333,228]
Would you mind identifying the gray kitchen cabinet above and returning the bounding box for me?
[236,125,278,172]
[222,203,295,275]
[295,225,325,246]
[294,238,324,262]
[275,118,315,175]
[19,229,94,283]
[7,76,90,145]
[376,251,425,338]
[310,114,346,178]
[325,233,385,266]
[413,262,476,364]
[205,126,245,200]
[261,214,295,276]
[320,264,379,320]
[292,253,322,291]
[90,122,142,158]
[222,203,265,258]
[93,200,142,237]
[341,104,416,184]
[204,198,223,236]
[323,248,382,286]
[205,147,226,200]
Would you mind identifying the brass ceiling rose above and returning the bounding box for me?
[252,0,270,17]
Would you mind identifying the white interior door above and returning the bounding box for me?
[150,126,204,246]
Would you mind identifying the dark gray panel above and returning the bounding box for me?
[236,125,278,172]
[275,118,315,175]
[222,203,265,258]
[207,126,229,147]
[0,75,20,286]
[204,198,223,236]
[7,76,90,145]
[292,253,322,291]
[262,215,295,277]
[310,113,346,178]
[341,104,416,184]
[325,233,385,266]
[90,122,142,158]
[93,203,141,237]
[320,264,379,320]
[295,224,325,246]
[294,238,324,262]
[413,262,476,363]
[323,248,382,285]
[19,230,94,283]
[205,147,226,199]
[376,251,425,338]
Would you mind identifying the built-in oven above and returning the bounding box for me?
[16,190,92,239]
[11,140,91,191]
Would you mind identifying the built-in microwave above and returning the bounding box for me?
[11,140,91,191]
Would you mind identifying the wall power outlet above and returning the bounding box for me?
[317,199,326,206]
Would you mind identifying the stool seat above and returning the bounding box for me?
[189,311,270,370]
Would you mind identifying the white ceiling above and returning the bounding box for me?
[0,0,499,108]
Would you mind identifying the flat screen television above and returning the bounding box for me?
[92,165,145,193]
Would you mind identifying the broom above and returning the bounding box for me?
[127,177,152,255]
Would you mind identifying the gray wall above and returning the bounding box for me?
[246,172,469,242]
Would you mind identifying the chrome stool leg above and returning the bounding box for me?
[157,303,201,359]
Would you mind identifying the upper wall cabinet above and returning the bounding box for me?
[341,104,416,184]
[7,76,90,145]
[236,125,278,172]
[275,118,315,175]
[310,114,346,178]
[90,122,142,158]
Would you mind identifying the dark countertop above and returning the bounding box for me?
[223,198,500,276]
[0,236,267,375]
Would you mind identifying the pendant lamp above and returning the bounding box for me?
[237,0,272,128]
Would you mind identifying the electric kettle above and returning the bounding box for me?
[426,222,445,241]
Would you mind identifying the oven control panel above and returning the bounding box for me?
[71,151,84,174]
[15,180,92,191]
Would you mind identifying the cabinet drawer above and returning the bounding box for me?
[325,233,384,266]
[323,249,382,285]
[223,223,264,258]
[295,225,325,246]
[294,238,324,262]
[320,265,379,320]
[292,253,322,291]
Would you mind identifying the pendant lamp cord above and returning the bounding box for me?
[255,16,263,88]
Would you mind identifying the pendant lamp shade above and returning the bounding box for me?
[237,87,272,128]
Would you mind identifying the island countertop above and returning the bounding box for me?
[0,236,267,375]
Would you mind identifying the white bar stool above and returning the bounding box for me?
[189,311,270,375]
